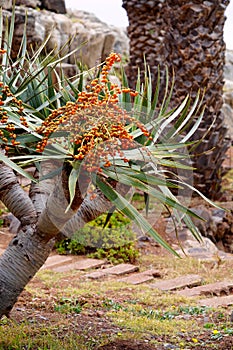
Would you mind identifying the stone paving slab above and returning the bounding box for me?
[177,281,233,298]
[103,263,139,276]
[199,295,233,308]
[52,263,80,273]
[118,273,154,285]
[84,270,107,279]
[143,269,163,277]
[41,255,73,270]
[52,258,105,272]
[150,274,203,291]
[117,269,161,285]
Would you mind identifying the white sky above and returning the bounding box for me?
[65,0,233,50]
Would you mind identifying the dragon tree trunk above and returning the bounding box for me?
[0,161,127,318]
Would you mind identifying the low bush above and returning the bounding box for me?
[55,212,139,264]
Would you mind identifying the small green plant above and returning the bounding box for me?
[56,239,86,255]
[178,305,210,315]
[102,299,124,311]
[54,297,82,314]
[55,212,139,263]
[88,243,139,264]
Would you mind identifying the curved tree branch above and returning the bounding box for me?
[36,165,90,242]
[0,162,36,226]
[0,164,90,318]
[29,162,59,217]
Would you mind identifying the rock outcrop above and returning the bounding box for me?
[0,0,12,9]
[223,50,233,140]
[15,0,66,13]
[1,0,129,72]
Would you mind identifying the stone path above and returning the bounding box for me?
[177,281,233,297]
[1,241,233,308]
[150,274,203,291]
[199,295,233,308]
[51,258,106,273]
[39,253,233,307]
[118,269,162,285]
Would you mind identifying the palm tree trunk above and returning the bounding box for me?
[122,0,230,198]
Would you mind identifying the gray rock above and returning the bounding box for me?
[0,0,12,9]
[184,237,219,254]
[15,0,41,8]
[41,0,66,14]
[190,205,217,241]
[5,5,128,74]
[224,50,233,81]
[163,344,177,349]
[68,10,128,67]
[223,50,233,140]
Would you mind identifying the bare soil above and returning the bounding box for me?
[3,240,232,350]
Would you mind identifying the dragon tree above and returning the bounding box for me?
[0,6,220,318]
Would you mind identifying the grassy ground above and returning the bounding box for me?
[0,157,232,349]
[0,251,233,350]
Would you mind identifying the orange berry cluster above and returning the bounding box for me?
[0,81,28,148]
[36,52,151,171]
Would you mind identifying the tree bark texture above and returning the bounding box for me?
[0,162,125,318]
[0,163,37,226]
[122,0,230,198]
[0,229,51,317]
[0,162,91,318]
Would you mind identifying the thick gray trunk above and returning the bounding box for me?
[36,180,76,241]
[0,165,89,318]
[0,163,36,226]
[36,167,89,242]
[0,227,52,318]
[29,162,59,217]
[8,162,60,234]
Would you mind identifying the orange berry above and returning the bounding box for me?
[129,91,138,97]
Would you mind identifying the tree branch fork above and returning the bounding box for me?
[0,160,123,318]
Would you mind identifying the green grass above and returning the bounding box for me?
[1,253,233,349]
[0,320,97,349]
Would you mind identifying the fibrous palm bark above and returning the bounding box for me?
[122,0,230,198]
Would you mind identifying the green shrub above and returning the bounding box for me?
[55,212,139,264]
[88,244,139,264]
